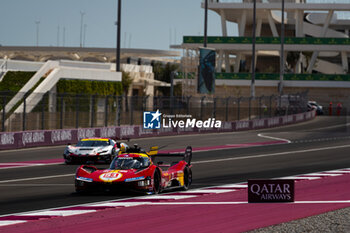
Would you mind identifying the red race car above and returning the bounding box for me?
[75,145,192,194]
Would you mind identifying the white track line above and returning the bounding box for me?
[0,184,73,187]
[134,201,350,205]
[216,184,248,188]
[278,176,321,180]
[0,162,63,170]
[324,170,350,173]
[20,210,96,217]
[137,195,196,200]
[0,174,75,184]
[184,189,233,194]
[192,144,350,164]
[0,221,27,226]
[88,202,149,207]
[302,173,342,177]
[257,133,291,143]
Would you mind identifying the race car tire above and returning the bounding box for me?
[152,169,161,194]
[64,156,73,164]
[75,181,90,194]
[182,166,192,191]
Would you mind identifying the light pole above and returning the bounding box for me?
[251,0,256,98]
[116,0,122,72]
[35,21,40,47]
[63,26,66,47]
[83,24,87,47]
[279,0,285,95]
[80,11,85,47]
[57,25,60,47]
[204,0,208,47]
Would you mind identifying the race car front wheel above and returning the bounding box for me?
[64,155,73,164]
[182,166,192,191]
[152,170,161,194]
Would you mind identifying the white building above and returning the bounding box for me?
[180,0,350,107]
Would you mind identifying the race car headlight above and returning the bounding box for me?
[96,150,108,154]
[138,180,151,187]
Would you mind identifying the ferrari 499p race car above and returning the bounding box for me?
[75,145,192,194]
[63,138,128,164]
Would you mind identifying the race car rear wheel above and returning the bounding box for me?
[182,166,192,191]
[152,170,161,194]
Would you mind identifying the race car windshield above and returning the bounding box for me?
[111,157,150,170]
[76,140,109,147]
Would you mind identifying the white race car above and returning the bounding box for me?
[63,138,128,164]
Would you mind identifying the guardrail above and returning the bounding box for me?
[0,110,316,150]
[183,36,350,45]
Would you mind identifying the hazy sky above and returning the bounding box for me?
[0,0,238,50]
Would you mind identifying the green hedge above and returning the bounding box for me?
[0,71,35,92]
[56,79,123,96]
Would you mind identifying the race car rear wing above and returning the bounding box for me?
[150,146,192,165]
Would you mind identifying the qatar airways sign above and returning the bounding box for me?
[248,179,294,203]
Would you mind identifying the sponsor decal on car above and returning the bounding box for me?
[76,176,93,182]
[125,176,145,182]
[99,171,123,182]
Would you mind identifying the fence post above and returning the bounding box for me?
[60,93,64,129]
[153,96,157,111]
[23,92,28,131]
[170,95,174,115]
[237,97,241,121]
[2,94,6,132]
[213,98,217,119]
[130,96,134,125]
[258,96,262,119]
[41,92,47,130]
[91,94,95,128]
[117,96,121,126]
[186,96,192,115]
[225,97,230,121]
[142,96,149,113]
[200,96,205,120]
[105,95,109,127]
[248,97,251,120]
[269,95,273,117]
[75,94,80,128]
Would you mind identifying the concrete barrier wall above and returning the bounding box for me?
[0,110,316,150]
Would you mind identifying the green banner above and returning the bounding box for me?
[183,36,350,45]
[175,72,350,81]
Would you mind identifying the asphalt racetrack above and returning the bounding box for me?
[0,115,349,218]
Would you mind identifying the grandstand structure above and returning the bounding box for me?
[180,0,350,108]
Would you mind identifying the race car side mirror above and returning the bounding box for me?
[185,146,192,165]
[148,146,158,156]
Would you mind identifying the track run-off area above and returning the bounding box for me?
[0,115,349,232]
